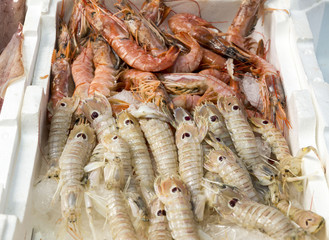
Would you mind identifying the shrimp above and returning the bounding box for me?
[194,102,236,153]
[47,97,79,178]
[120,69,171,107]
[167,32,203,73]
[53,121,96,237]
[116,0,168,57]
[249,117,320,187]
[72,41,94,113]
[140,0,170,25]
[199,68,231,84]
[50,24,73,110]
[171,94,201,112]
[168,13,248,63]
[88,38,117,97]
[148,197,172,240]
[160,73,236,104]
[203,181,301,240]
[84,1,179,72]
[154,175,200,240]
[217,95,278,186]
[174,107,207,221]
[81,92,117,141]
[116,111,155,203]
[200,48,226,70]
[204,144,260,201]
[226,0,265,49]
[68,0,90,49]
[139,118,179,176]
[276,200,325,234]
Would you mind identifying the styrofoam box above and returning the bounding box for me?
[1,0,329,239]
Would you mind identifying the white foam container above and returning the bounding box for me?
[1,0,329,239]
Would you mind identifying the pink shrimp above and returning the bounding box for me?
[72,41,94,109]
[200,48,226,69]
[171,94,201,112]
[199,68,231,84]
[84,1,179,72]
[88,38,117,97]
[167,32,203,73]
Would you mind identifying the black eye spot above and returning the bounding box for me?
[268,159,275,165]
[285,169,289,173]
[125,119,134,125]
[60,53,65,58]
[233,105,239,110]
[182,132,191,139]
[91,111,99,120]
[216,138,221,142]
[218,156,225,162]
[262,120,269,124]
[228,103,231,106]
[157,210,163,216]
[184,116,191,121]
[60,102,66,107]
[229,198,239,207]
[162,210,166,216]
[91,11,96,17]
[210,115,218,122]
[77,133,87,139]
[171,187,181,193]
[112,135,118,140]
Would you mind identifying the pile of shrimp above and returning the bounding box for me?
[37,0,326,239]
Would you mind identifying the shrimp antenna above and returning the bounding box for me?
[164,0,201,18]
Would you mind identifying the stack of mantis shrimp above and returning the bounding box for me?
[44,0,325,239]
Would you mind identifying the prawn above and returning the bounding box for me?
[53,121,96,238]
[84,1,179,72]
[203,180,301,240]
[200,48,226,70]
[47,97,79,178]
[120,69,171,107]
[50,24,73,111]
[276,200,325,234]
[167,32,203,73]
[155,175,200,240]
[116,0,168,57]
[88,38,117,97]
[217,95,278,186]
[160,73,236,104]
[72,41,94,113]
[139,118,179,176]
[226,0,265,50]
[199,68,231,84]
[171,94,201,112]
[140,0,170,25]
[174,107,207,221]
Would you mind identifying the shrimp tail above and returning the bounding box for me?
[193,194,207,221]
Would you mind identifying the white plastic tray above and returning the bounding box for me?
[1,0,329,239]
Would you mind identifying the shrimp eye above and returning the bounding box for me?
[162,210,166,216]
[91,111,99,120]
[228,103,231,106]
[232,105,239,111]
[184,116,191,121]
[91,11,96,17]
[157,210,163,216]
[112,135,118,140]
[77,133,87,139]
[210,115,218,122]
[262,120,269,124]
[125,119,134,125]
[60,53,66,58]
[182,132,191,139]
[60,102,67,107]
[229,198,239,208]
[171,187,181,193]
[216,138,221,142]
[218,156,225,162]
